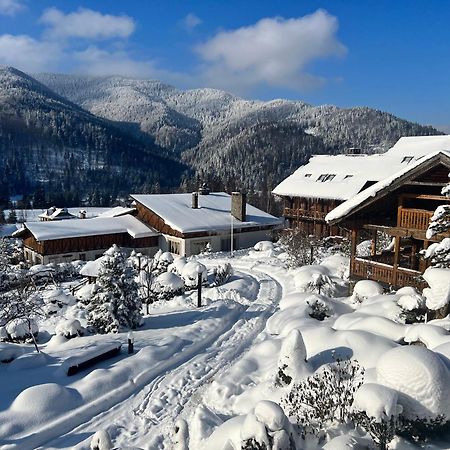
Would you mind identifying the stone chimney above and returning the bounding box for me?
[79,210,87,219]
[191,192,199,209]
[231,192,246,222]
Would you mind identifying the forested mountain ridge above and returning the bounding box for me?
[36,72,441,195]
[0,67,186,206]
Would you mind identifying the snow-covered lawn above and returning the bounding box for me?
[1,246,450,449]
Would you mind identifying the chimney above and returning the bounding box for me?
[79,210,87,219]
[231,192,246,222]
[191,192,199,209]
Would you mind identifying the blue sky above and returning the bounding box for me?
[0,0,449,130]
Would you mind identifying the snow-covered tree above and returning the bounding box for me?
[425,175,450,267]
[87,245,142,334]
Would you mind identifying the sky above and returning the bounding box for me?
[0,0,449,130]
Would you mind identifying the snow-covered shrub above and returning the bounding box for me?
[153,272,185,302]
[5,318,38,342]
[276,228,319,267]
[282,358,364,437]
[351,280,384,304]
[423,238,450,268]
[87,245,142,334]
[276,329,311,386]
[376,346,450,424]
[155,251,174,274]
[211,262,234,287]
[168,256,188,276]
[396,287,427,323]
[306,295,333,321]
[254,241,274,252]
[181,261,207,290]
[55,319,84,339]
[352,383,403,450]
[422,267,450,318]
[90,430,113,450]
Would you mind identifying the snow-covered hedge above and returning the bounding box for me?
[55,319,84,339]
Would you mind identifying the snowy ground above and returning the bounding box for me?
[1,245,450,449]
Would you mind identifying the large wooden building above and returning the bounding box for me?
[131,192,281,257]
[14,215,160,265]
[273,136,450,238]
[326,151,450,289]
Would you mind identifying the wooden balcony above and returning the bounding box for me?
[352,257,427,290]
[397,208,433,230]
[283,207,327,221]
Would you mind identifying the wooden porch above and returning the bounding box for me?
[351,257,427,290]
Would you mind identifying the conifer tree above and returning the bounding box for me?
[87,245,142,334]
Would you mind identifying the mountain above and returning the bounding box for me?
[35,73,441,198]
[0,67,186,206]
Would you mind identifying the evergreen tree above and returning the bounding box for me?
[7,209,17,224]
[87,245,142,334]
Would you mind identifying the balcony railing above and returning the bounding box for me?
[352,257,427,289]
[398,208,433,230]
[284,207,327,220]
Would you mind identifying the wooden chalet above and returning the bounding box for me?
[326,151,450,289]
[273,136,450,238]
[14,215,159,265]
[130,191,282,256]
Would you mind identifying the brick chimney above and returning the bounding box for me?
[231,192,246,222]
[79,210,86,219]
[192,192,199,209]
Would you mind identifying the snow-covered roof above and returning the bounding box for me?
[326,150,450,224]
[131,193,281,234]
[273,135,450,201]
[16,215,159,241]
[38,207,76,220]
[97,206,136,218]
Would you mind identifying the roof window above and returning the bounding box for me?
[317,174,336,182]
[304,173,312,178]
[344,174,353,179]
[401,156,414,164]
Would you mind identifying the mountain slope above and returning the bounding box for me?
[0,67,186,203]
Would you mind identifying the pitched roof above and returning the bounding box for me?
[273,135,450,200]
[13,215,158,241]
[131,192,281,233]
[326,151,450,224]
[38,207,76,220]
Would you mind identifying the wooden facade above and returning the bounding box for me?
[329,153,450,289]
[283,196,344,237]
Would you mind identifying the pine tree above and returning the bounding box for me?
[87,245,142,334]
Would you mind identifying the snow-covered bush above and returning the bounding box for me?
[282,358,364,437]
[306,295,333,321]
[276,329,311,386]
[211,262,234,287]
[352,383,403,450]
[351,280,384,304]
[276,228,319,267]
[181,261,207,290]
[55,319,84,339]
[422,267,450,318]
[5,318,39,343]
[396,287,427,323]
[90,430,113,450]
[168,256,188,276]
[156,251,174,274]
[152,272,185,302]
[87,245,142,334]
[254,241,274,252]
[423,238,450,268]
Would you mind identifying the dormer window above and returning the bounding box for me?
[401,156,414,164]
[317,174,336,182]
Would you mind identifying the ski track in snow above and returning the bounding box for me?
[40,262,283,450]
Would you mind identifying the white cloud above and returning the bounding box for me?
[0,0,24,16]
[196,10,347,92]
[182,13,202,32]
[0,34,61,72]
[40,7,135,40]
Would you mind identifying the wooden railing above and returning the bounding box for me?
[284,208,327,220]
[352,257,427,289]
[398,208,433,230]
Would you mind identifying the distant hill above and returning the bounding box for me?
[0,67,186,206]
[36,72,441,196]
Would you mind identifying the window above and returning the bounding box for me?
[401,156,414,164]
[168,240,181,255]
[344,174,353,179]
[317,174,336,182]
[304,173,312,178]
[191,240,211,255]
